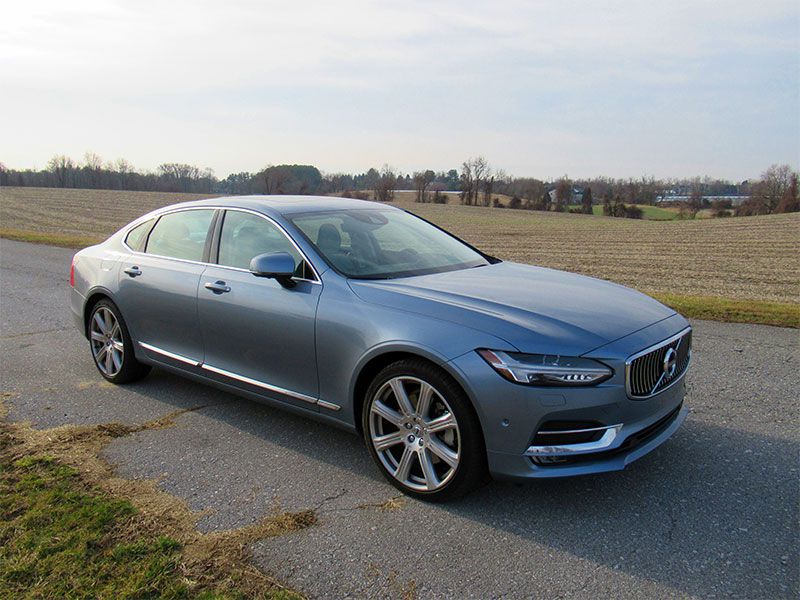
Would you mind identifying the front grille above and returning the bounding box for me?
[626,328,691,399]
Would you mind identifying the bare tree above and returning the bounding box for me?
[582,186,594,214]
[261,165,291,194]
[686,179,703,218]
[554,177,572,212]
[374,164,397,202]
[482,175,494,206]
[459,161,473,205]
[752,164,795,213]
[47,155,75,187]
[775,172,799,213]
[413,169,435,203]
[471,157,488,206]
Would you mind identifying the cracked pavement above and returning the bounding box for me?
[1,239,798,599]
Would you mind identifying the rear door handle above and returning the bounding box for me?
[124,266,142,277]
[204,280,231,294]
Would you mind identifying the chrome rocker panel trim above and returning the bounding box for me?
[138,341,341,411]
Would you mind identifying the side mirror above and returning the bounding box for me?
[249,252,296,288]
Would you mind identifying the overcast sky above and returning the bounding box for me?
[2,0,798,180]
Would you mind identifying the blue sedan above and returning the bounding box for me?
[70,196,690,500]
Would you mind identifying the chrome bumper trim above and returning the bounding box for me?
[524,424,622,457]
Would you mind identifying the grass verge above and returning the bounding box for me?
[650,293,800,328]
[0,404,314,599]
[0,227,103,249]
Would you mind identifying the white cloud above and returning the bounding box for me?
[1,0,797,178]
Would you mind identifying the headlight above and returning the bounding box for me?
[477,349,612,386]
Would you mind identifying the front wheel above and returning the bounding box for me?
[362,359,488,501]
[88,299,151,384]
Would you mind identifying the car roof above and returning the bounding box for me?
[159,195,398,216]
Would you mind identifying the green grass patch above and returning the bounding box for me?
[0,228,103,249]
[650,293,800,328]
[567,204,678,220]
[0,453,296,599]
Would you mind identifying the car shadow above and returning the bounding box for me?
[119,367,799,599]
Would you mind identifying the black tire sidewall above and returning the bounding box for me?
[362,358,488,502]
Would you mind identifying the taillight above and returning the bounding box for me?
[69,258,76,287]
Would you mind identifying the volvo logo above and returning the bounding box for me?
[662,347,678,377]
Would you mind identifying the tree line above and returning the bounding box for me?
[0,153,796,217]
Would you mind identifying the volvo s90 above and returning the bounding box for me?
[70,196,690,500]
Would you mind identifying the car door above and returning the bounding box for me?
[197,209,322,409]
[117,208,217,365]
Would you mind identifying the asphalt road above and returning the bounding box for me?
[1,238,798,599]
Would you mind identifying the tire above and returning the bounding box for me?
[362,358,488,501]
[88,298,151,384]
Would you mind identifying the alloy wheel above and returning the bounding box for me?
[90,306,124,377]
[368,376,461,492]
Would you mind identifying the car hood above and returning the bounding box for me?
[348,262,675,356]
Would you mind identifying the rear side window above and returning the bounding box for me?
[124,219,154,252]
[145,210,215,262]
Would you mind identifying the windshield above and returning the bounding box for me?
[288,209,490,279]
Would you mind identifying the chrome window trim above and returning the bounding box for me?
[624,326,692,400]
[138,341,341,411]
[139,342,201,366]
[121,205,322,285]
[525,424,622,457]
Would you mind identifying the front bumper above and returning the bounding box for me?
[447,344,688,481]
[488,403,687,480]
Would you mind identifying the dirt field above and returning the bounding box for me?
[1,186,798,305]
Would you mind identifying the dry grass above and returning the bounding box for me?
[0,400,314,598]
[2,186,798,322]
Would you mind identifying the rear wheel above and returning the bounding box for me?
[88,299,150,384]
[362,359,488,501]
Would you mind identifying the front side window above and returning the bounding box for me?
[145,209,215,262]
[125,219,154,252]
[288,209,489,279]
[217,211,310,277]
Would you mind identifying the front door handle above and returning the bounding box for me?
[204,280,231,294]
[124,266,142,277]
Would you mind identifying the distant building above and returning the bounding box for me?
[547,186,584,204]
[658,194,749,206]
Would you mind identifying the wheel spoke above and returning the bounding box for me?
[95,346,108,366]
[418,447,439,490]
[390,379,415,416]
[371,400,404,427]
[416,382,434,419]
[93,312,107,334]
[90,331,105,342]
[105,348,114,373]
[394,446,416,481]
[373,430,404,452]
[109,321,121,341]
[103,309,113,333]
[111,340,124,352]
[428,436,458,469]
[426,412,456,433]
[111,349,122,371]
